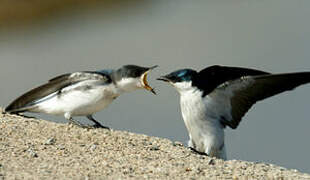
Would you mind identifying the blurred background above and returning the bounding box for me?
[1,0,310,173]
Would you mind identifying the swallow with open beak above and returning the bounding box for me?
[5,64,157,129]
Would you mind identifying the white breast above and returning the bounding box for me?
[33,81,119,116]
[179,86,227,159]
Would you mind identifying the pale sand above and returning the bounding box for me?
[0,108,309,179]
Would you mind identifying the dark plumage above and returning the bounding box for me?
[192,65,270,97]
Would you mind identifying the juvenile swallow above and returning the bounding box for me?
[5,65,157,129]
[158,65,310,159]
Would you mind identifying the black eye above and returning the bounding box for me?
[130,71,139,78]
[133,69,144,78]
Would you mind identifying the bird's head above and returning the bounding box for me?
[113,65,158,94]
[157,69,197,92]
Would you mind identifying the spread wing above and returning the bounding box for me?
[5,71,111,113]
[215,72,310,129]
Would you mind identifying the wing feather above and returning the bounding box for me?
[5,72,110,113]
[217,72,310,129]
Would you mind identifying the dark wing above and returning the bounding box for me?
[48,73,71,83]
[5,72,110,113]
[193,65,270,97]
[217,72,310,129]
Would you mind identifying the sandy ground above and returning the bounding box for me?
[0,108,309,179]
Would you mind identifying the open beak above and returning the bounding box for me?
[141,65,158,95]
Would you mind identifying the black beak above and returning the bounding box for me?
[157,76,170,82]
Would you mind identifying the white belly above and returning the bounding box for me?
[180,89,226,159]
[33,84,118,116]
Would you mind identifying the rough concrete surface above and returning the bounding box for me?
[0,108,309,179]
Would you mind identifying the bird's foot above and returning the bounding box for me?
[189,147,208,156]
[86,115,110,129]
[68,121,88,128]
[68,121,110,130]
[91,123,110,130]
[68,118,91,129]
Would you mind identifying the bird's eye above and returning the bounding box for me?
[129,70,142,78]
[134,71,140,77]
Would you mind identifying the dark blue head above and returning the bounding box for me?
[157,69,197,83]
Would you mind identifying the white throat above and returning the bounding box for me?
[116,77,141,93]
[173,81,195,94]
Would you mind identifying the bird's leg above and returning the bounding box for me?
[67,117,91,128]
[87,115,110,129]
[65,113,95,129]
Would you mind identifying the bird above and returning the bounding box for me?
[157,65,310,159]
[5,64,157,129]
